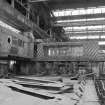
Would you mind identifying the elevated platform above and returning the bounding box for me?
[0,55,32,62]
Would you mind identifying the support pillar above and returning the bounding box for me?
[11,0,15,8]
[36,62,41,75]
[27,2,30,19]
[0,60,8,77]
[37,15,39,26]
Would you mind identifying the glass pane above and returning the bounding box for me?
[79,9,86,15]
[64,10,72,16]
[101,36,105,39]
[53,6,105,17]
[101,7,105,13]
[87,35,99,39]
[94,8,102,14]
[58,11,65,16]
[86,8,94,14]
[72,9,80,15]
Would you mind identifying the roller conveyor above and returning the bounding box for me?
[95,79,105,105]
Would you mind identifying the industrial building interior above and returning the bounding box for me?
[0,0,105,105]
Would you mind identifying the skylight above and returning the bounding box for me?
[69,35,102,40]
[64,25,105,31]
[53,6,105,40]
[53,6,105,17]
[70,36,88,39]
[56,17,105,23]
[88,35,99,39]
[98,41,105,45]
[65,30,105,34]
[101,35,105,38]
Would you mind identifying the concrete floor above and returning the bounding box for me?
[0,77,101,105]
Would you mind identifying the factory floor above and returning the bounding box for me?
[0,76,100,105]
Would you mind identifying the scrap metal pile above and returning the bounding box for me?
[0,76,87,105]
